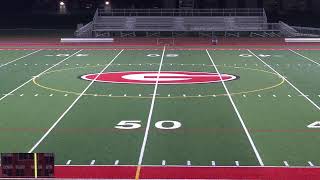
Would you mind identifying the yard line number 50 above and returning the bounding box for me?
[115,120,182,130]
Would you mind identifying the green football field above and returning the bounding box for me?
[0,47,320,167]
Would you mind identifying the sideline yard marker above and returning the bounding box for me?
[211,161,216,166]
[206,49,264,166]
[308,161,314,167]
[66,160,71,165]
[28,49,124,153]
[235,161,239,166]
[135,46,166,180]
[284,161,289,167]
[187,161,191,166]
[90,160,95,165]
[114,160,119,165]
[162,160,166,166]
[248,50,320,111]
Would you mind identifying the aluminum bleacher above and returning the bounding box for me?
[74,8,320,42]
[75,8,282,38]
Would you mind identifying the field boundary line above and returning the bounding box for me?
[0,50,83,102]
[135,46,166,180]
[206,49,264,166]
[0,49,42,68]
[288,49,320,66]
[248,49,320,111]
[28,49,124,153]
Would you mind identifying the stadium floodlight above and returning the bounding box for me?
[60,1,65,6]
[105,1,110,5]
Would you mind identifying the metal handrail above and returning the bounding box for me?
[96,8,265,17]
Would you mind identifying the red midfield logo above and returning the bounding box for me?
[81,71,238,85]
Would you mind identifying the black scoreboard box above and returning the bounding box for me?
[1,153,54,178]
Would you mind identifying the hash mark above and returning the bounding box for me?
[162,160,166,166]
[114,160,119,165]
[66,160,71,165]
[283,161,289,167]
[211,161,215,166]
[90,160,95,165]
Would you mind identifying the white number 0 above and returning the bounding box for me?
[155,120,181,129]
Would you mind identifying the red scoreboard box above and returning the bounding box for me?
[1,153,54,178]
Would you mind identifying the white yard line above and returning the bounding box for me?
[206,49,264,166]
[28,49,124,153]
[137,46,166,166]
[0,49,42,68]
[289,49,320,66]
[248,50,320,111]
[0,50,83,102]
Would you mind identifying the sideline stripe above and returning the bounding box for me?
[0,50,83,102]
[289,49,320,66]
[248,50,320,111]
[135,46,166,180]
[28,49,124,153]
[0,49,42,69]
[206,49,264,166]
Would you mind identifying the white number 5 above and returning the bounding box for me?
[115,120,141,129]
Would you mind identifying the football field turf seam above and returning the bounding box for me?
[0,49,83,102]
[28,49,124,153]
[248,49,320,111]
[0,49,42,68]
[135,46,166,179]
[289,49,320,66]
[206,49,264,166]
